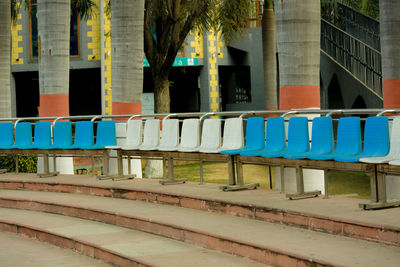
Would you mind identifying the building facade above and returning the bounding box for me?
[10,0,265,117]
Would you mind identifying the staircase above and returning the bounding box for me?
[1,174,400,266]
[320,1,383,106]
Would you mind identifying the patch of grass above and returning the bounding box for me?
[171,162,371,199]
[327,171,370,199]
[171,162,273,188]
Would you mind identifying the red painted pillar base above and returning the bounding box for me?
[39,94,69,117]
[383,79,400,109]
[279,85,320,110]
[112,102,142,116]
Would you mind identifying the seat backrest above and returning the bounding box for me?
[73,121,94,147]
[335,117,362,155]
[285,117,310,153]
[0,122,14,146]
[362,116,389,155]
[179,119,200,149]
[265,117,286,152]
[15,122,33,147]
[388,116,400,157]
[309,116,334,154]
[95,120,117,147]
[125,119,143,147]
[53,121,73,147]
[199,118,221,150]
[159,119,179,148]
[244,117,265,150]
[141,119,160,147]
[33,122,52,147]
[221,118,243,150]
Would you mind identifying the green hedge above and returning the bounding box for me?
[0,155,38,173]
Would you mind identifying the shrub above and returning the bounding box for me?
[0,155,38,173]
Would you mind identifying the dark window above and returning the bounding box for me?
[29,0,80,60]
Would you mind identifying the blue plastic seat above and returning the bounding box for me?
[69,121,95,149]
[31,122,52,149]
[309,117,362,161]
[80,120,116,150]
[40,121,73,149]
[14,122,33,149]
[283,117,310,159]
[335,116,389,162]
[0,122,15,149]
[221,117,264,155]
[286,117,334,159]
[253,117,286,158]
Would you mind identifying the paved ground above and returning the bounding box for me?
[0,231,111,267]
[1,189,400,266]
[1,173,399,229]
[1,173,400,266]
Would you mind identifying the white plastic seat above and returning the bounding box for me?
[177,119,200,152]
[121,120,143,150]
[361,116,400,163]
[138,119,160,151]
[198,118,221,153]
[220,117,244,151]
[158,119,179,151]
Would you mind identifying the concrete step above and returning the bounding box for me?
[1,176,399,247]
[0,231,111,267]
[0,207,265,267]
[1,189,400,266]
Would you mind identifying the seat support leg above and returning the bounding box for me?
[360,166,400,209]
[323,169,329,199]
[159,156,186,185]
[220,156,259,191]
[38,154,59,178]
[286,165,320,200]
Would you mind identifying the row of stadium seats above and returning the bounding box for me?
[221,116,400,165]
[0,120,116,150]
[1,116,399,166]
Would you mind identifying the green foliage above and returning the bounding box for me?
[216,0,250,44]
[71,0,97,20]
[144,0,253,77]
[0,155,37,173]
[11,0,22,25]
[341,0,379,19]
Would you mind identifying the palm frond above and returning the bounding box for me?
[72,0,97,20]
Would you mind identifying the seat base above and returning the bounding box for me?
[97,174,136,181]
[286,190,321,200]
[38,171,59,178]
[159,178,187,185]
[359,200,400,210]
[219,183,259,191]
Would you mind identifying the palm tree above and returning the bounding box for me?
[262,0,277,110]
[37,0,71,117]
[274,0,320,109]
[111,0,144,115]
[380,0,400,109]
[37,0,95,117]
[0,1,12,117]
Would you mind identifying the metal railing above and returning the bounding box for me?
[3,108,400,125]
[321,1,380,51]
[321,19,382,96]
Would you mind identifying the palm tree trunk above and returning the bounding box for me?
[274,0,320,109]
[0,1,12,117]
[111,0,144,115]
[262,0,277,110]
[38,0,71,117]
[380,0,400,108]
